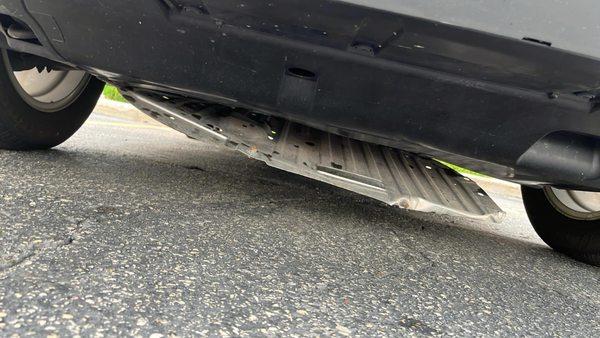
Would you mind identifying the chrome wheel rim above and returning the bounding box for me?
[544,187,600,221]
[2,50,90,112]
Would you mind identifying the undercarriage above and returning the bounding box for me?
[122,87,505,221]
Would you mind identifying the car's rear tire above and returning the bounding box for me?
[522,186,600,266]
[0,49,104,150]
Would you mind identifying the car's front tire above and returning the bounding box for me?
[0,49,104,150]
[522,186,600,266]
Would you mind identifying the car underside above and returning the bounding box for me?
[0,0,600,265]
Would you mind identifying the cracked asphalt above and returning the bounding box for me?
[0,109,599,337]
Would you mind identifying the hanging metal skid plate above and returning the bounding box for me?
[124,89,505,223]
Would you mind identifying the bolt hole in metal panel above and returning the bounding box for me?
[122,88,505,222]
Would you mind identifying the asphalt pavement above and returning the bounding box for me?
[0,109,599,337]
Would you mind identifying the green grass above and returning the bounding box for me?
[102,85,128,103]
[436,160,486,177]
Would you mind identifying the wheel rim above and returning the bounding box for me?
[544,187,600,221]
[2,50,90,112]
